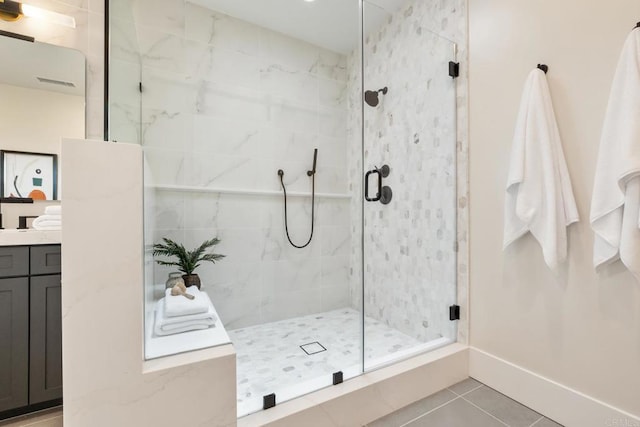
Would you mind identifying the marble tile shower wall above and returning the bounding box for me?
[347,0,468,343]
[110,1,352,329]
[0,0,105,140]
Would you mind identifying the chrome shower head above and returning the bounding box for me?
[364,87,388,107]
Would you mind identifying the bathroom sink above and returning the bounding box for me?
[0,229,61,246]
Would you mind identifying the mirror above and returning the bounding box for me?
[0,34,86,201]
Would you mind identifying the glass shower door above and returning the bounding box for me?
[361,0,458,371]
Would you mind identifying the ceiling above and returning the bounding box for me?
[188,0,410,54]
[0,36,85,96]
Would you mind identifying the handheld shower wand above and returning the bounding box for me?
[278,149,318,249]
[307,148,318,176]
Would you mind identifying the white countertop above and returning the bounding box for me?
[0,229,62,246]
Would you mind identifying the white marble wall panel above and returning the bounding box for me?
[129,2,353,330]
[116,0,468,341]
[150,190,352,329]
[347,0,468,345]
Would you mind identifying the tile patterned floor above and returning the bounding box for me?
[0,380,566,427]
[367,378,564,427]
[229,308,425,414]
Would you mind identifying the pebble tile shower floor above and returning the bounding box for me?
[229,308,427,414]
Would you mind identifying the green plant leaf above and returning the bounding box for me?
[152,236,225,276]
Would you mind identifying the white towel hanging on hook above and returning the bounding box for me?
[590,26,640,281]
[503,67,579,271]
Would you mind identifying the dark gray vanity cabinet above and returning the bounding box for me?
[0,245,62,417]
[0,277,29,412]
[29,273,62,404]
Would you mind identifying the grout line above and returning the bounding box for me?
[461,396,511,427]
[529,416,545,427]
[397,396,462,427]
[447,382,484,397]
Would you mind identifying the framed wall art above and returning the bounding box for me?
[1,150,58,200]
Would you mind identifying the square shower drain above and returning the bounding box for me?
[300,341,326,355]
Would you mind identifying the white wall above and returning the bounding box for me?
[0,83,84,207]
[0,84,84,155]
[469,0,640,418]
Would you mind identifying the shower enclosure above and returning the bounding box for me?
[108,0,459,418]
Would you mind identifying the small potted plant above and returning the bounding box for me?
[152,237,225,289]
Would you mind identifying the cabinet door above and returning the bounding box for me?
[0,277,29,412]
[29,275,62,404]
[30,246,61,276]
[0,247,29,278]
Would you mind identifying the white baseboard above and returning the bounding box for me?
[469,347,640,427]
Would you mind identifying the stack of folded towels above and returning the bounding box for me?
[154,286,217,336]
[33,205,62,230]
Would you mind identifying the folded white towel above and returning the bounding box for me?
[44,205,61,215]
[504,68,579,270]
[32,215,61,231]
[154,292,217,336]
[590,28,640,281]
[164,286,209,318]
[31,225,62,231]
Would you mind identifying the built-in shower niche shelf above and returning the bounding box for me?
[150,184,352,199]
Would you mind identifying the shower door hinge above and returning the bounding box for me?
[263,393,276,410]
[139,82,143,93]
[449,61,460,78]
[449,305,461,321]
[333,371,344,385]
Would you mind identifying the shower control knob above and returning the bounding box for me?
[380,186,392,205]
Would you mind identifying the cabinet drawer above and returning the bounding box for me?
[0,247,29,278]
[30,246,61,276]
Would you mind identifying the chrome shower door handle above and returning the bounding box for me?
[365,169,382,202]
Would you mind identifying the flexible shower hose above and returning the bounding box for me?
[278,169,315,249]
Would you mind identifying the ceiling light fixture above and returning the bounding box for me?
[0,0,76,28]
[0,0,22,21]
